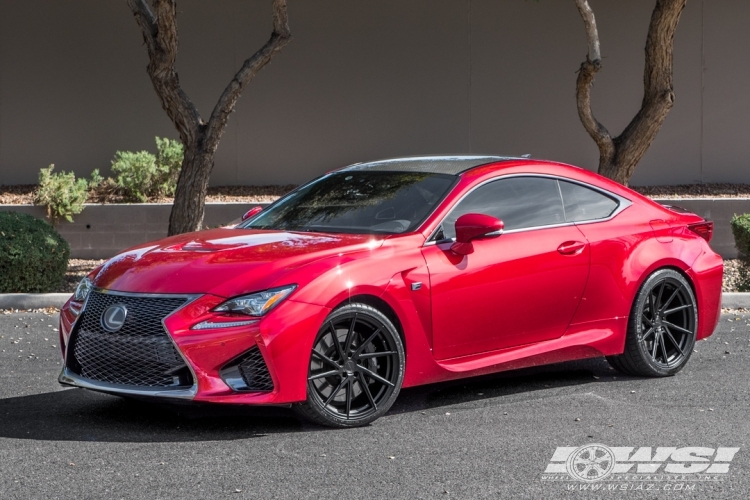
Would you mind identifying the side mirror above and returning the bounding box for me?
[451,213,504,255]
[241,206,263,221]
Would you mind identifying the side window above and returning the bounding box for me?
[559,181,618,222]
[440,177,565,239]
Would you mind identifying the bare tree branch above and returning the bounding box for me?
[573,0,686,185]
[574,0,614,165]
[614,0,686,181]
[128,0,291,234]
[126,0,202,146]
[574,0,601,62]
[576,60,615,166]
[205,0,291,152]
[127,0,157,51]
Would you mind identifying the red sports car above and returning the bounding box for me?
[58,156,723,427]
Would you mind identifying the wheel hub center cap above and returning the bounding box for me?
[344,360,356,375]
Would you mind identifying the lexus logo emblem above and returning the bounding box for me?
[101,304,128,332]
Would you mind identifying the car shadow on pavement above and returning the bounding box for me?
[0,357,624,443]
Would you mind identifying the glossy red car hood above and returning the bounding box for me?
[92,228,381,297]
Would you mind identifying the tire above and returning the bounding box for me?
[607,269,698,377]
[294,303,405,428]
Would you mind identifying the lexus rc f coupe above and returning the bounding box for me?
[59,156,722,427]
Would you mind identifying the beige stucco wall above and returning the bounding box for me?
[0,0,748,187]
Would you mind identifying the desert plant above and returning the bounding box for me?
[111,137,184,201]
[155,137,184,197]
[34,165,89,223]
[731,214,750,261]
[111,150,159,202]
[735,263,750,293]
[0,211,70,292]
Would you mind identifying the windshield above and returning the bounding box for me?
[240,171,456,234]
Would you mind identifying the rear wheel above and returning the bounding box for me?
[607,269,697,377]
[294,303,405,428]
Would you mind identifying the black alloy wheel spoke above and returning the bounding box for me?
[357,351,397,359]
[357,372,377,411]
[663,304,692,316]
[641,327,655,341]
[353,329,381,358]
[661,287,681,312]
[344,315,358,356]
[659,332,670,365]
[359,366,395,387]
[662,326,685,356]
[651,333,660,360]
[324,377,348,406]
[642,314,653,327]
[648,292,656,320]
[308,370,340,381]
[311,350,341,370]
[345,379,353,417]
[662,321,692,335]
[328,321,346,362]
[656,280,666,310]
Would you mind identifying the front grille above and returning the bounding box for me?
[237,347,274,391]
[68,290,193,388]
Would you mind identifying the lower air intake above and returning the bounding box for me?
[220,346,274,392]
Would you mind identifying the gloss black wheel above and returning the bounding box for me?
[607,269,697,377]
[294,303,404,428]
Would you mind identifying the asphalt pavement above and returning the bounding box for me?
[0,310,748,499]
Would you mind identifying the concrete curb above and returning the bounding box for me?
[720,293,750,309]
[0,293,70,310]
[0,292,749,311]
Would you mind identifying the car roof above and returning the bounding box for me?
[339,155,524,176]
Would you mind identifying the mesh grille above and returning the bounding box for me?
[69,290,192,388]
[237,347,274,392]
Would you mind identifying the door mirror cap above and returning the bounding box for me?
[451,213,504,255]
[241,206,263,221]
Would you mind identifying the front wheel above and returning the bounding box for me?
[607,269,698,377]
[294,303,405,428]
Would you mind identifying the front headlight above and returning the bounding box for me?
[213,285,296,317]
[73,277,93,303]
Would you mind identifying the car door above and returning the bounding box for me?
[421,176,590,360]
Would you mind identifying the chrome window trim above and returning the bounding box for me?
[58,288,202,400]
[424,173,632,245]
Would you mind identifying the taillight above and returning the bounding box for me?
[688,221,713,242]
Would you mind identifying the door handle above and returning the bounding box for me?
[557,241,586,255]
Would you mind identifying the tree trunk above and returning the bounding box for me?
[127,0,291,235]
[168,138,215,234]
[574,0,686,186]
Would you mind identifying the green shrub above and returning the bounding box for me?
[0,212,70,293]
[34,165,89,223]
[111,137,184,201]
[111,150,159,202]
[155,136,184,196]
[736,263,750,292]
[731,214,750,261]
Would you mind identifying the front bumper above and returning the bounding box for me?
[59,290,330,405]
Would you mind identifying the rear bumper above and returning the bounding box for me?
[688,247,723,341]
[59,293,329,405]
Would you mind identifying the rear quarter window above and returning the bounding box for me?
[559,181,618,222]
